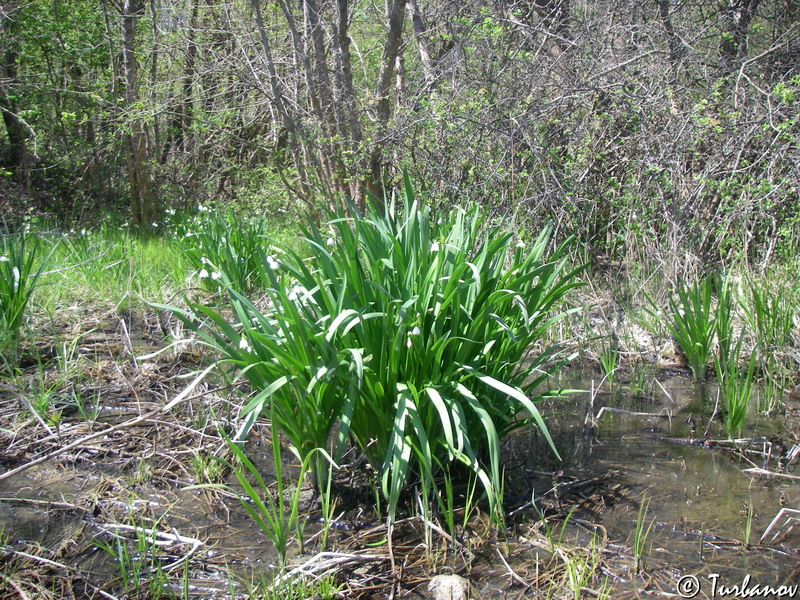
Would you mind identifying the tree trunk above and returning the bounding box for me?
[0,7,34,190]
[407,0,435,87]
[330,0,366,207]
[656,0,683,83]
[121,0,155,230]
[367,0,407,199]
[720,0,762,66]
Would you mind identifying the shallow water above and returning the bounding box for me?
[501,371,800,594]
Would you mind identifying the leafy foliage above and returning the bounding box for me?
[174,208,273,293]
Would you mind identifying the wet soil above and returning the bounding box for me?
[1,312,799,598]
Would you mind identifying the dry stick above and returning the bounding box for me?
[98,523,203,573]
[0,496,90,512]
[759,508,800,544]
[742,468,800,482]
[0,365,215,482]
[594,406,674,420]
[0,572,32,600]
[273,552,387,587]
[0,545,121,600]
[16,395,56,438]
[495,548,530,589]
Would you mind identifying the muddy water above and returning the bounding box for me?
[502,371,800,594]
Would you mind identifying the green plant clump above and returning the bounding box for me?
[175,207,274,293]
[664,279,716,381]
[164,179,584,523]
[0,225,54,355]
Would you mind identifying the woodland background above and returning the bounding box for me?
[1,0,799,269]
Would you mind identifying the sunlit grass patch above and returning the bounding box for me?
[39,227,188,311]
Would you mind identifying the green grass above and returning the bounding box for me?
[714,273,735,369]
[172,208,275,293]
[240,569,341,600]
[597,332,619,388]
[36,227,188,313]
[93,518,185,599]
[185,431,324,567]
[632,494,655,574]
[162,178,584,524]
[740,278,796,351]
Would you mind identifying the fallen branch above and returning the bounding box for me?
[97,523,204,573]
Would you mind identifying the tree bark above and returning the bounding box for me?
[720,0,762,65]
[655,0,683,84]
[0,6,34,190]
[407,0,435,87]
[367,0,407,199]
[121,0,155,230]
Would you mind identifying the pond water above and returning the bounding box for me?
[498,370,800,596]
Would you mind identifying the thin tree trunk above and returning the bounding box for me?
[121,0,155,230]
[656,0,683,84]
[251,0,315,205]
[720,0,762,65]
[367,0,406,199]
[0,8,34,190]
[407,0,434,87]
[331,0,366,207]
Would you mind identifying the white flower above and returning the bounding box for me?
[80,229,86,236]
[0,256,8,262]
[152,222,158,228]
[266,255,279,270]
[431,241,439,252]
[198,204,208,212]
[200,257,208,265]
[12,266,19,293]
[410,326,421,336]
[516,240,525,249]
[166,209,175,216]
[406,337,413,349]
[211,271,221,281]
[326,237,335,247]
[288,284,303,302]
[238,336,251,352]
[198,269,209,279]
